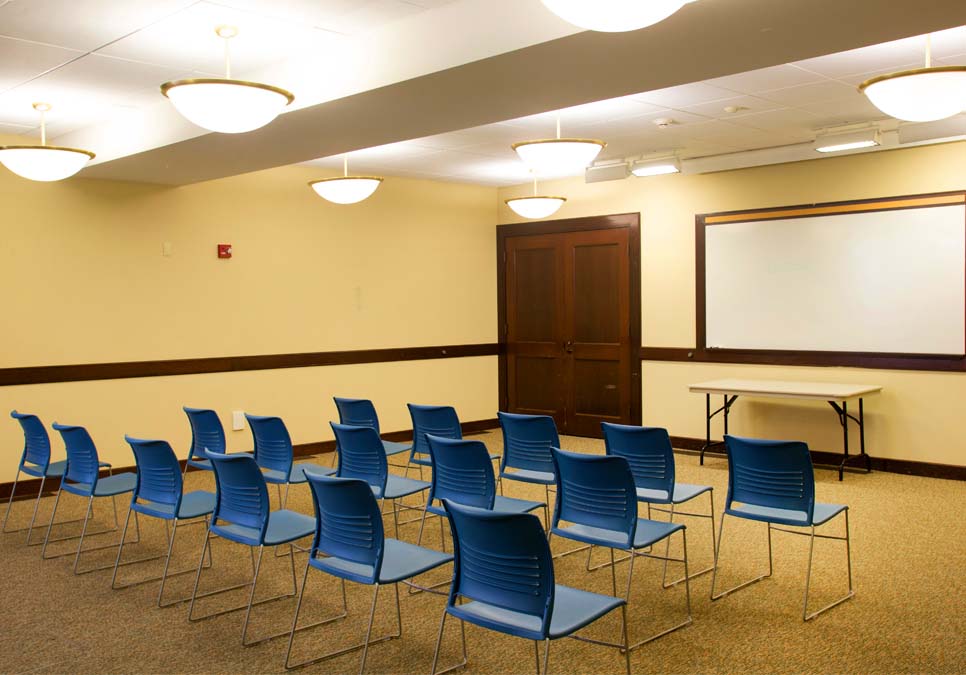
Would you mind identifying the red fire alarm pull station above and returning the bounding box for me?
[217,244,232,259]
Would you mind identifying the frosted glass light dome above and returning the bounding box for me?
[0,145,94,181]
[512,138,605,175]
[309,176,383,204]
[541,0,692,32]
[162,78,294,134]
[505,195,566,219]
[860,67,966,122]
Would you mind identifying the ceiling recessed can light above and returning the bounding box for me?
[541,0,697,32]
[0,102,95,181]
[161,27,293,134]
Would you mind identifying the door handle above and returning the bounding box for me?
[564,340,574,353]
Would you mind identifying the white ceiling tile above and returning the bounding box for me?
[727,107,823,132]
[706,64,826,95]
[313,0,427,35]
[631,82,746,108]
[927,25,966,60]
[679,94,785,119]
[0,121,33,135]
[792,38,926,79]
[98,1,337,75]
[758,80,860,107]
[796,97,889,128]
[834,62,924,87]
[0,0,198,52]
[0,37,83,93]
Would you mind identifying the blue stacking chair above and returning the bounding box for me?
[710,435,854,621]
[246,414,335,509]
[407,404,499,478]
[602,422,715,585]
[284,474,453,672]
[497,412,559,514]
[3,411,108,545]
[549,449,692,650]
[187,450,316,645]
[417,434,546,550]
[430,501,630,675]
[183,407,226,476]
[112,436,216,607]
[42,423,138,574]
[334,397,410,466]
[331,422,429,538]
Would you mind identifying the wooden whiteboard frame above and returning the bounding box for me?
[695,190,966,372]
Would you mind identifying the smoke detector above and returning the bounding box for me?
[653,117,676,128]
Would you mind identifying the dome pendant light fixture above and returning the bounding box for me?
[512,116,605,175]
[505,175,566,220]
[860,35,966,122]
[541,0,696,32]
[309,155,384,204]
[161,26,294,133]
[0,103,94,181]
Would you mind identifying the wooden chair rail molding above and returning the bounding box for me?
[0,343,502,386]
[640,346,966,372]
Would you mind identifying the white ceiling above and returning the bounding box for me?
[305,25,966,186]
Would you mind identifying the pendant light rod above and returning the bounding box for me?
[216,25,238,78]
[556,115,561,140]
[35,103,49,146]
[344,154,349,177]
[925,34,931,68]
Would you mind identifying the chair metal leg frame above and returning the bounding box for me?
[710,514,774,602]
[68,495,143,575]
[187,533,299,631]
[40,487,124,559]
[429,611,469,675]
[3,473,89,546]
[110,512,212,601]
[623,529,692,651]
[547,531,591,561]
[660,491,716,588]
[286,574,403,673]
[407,508,452,597]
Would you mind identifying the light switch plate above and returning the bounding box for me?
[232,410,245,431]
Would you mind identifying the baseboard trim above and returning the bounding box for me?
[670,435,965,481]
[0,418,501,503]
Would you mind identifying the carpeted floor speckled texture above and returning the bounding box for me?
[1,431,964,675]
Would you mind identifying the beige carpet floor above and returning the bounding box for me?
[1,430,964,675]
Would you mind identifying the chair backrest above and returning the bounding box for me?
[333,397,382,435]
[427,435,496,510]
[551,448,638,548]
[10,410,52,470]
[246,414,294,477]
[306,473,385,583]
[602,422,675,498]
[52,423,101,487]
[724,435,815,521]
[183,407,226,460]
[331,423,388,494]
[206,450,270,536]
[444,501,554,636]
[408,404,461,464]
[125,436,184,509]
[498,412,559,476]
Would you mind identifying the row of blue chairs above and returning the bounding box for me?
[3,400,854,673]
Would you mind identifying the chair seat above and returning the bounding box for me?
[186,457,213,471]
[212,509,316,547]
[311,538,453,585]
[25,459,110,479]
[63,472,137,498]
[375,475,430,500]
[383,440,411,457]
[728,501,847,527]
[636,482,712,505]
[499,467,555,485]
[553,517,684,550]
[132,490,216,520]
[492,495,545,515]
[450,584,625,641]
[262,462,336,484]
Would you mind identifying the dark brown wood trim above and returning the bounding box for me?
[0,418,501,502]
[496,213,642,425]
[694,189,966,371]
[670,435,965,481]
[0,343,500,387]
[642,346,966,372]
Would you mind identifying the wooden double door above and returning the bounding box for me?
[499,215,641,437]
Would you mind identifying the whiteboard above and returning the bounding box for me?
[704,204,966,354]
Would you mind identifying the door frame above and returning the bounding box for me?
[497,212,642,427]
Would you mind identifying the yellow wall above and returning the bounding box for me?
[499,142,966,466]
[0,153,499,481]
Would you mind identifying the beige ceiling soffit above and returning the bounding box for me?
[78,0,966,185]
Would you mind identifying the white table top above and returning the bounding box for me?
[688,378,882,402]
